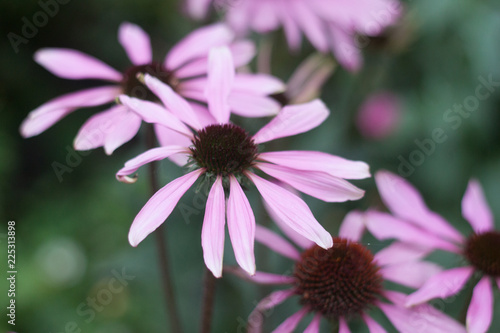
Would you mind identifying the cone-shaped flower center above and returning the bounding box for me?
[293,238,383,319]
[121,62,178,101]
[190,124,258,176]
[464,231,500,277]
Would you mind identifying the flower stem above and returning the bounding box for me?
[146,124,183,333]
[200,267,217,333]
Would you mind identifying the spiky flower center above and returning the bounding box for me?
[190,124,258,176]
[464,231,500,277]
[121,62,178,101]
[293,238,383,319]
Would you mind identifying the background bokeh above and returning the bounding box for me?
[1,0,500,332]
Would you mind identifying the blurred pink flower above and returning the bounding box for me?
[187,0,402,71]
[20,22,282,154]
[229,211,464,332]
[366,170,500,333]
[356,91,401,139]
[116,48,370,278]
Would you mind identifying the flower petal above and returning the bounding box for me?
[225,267,295,285]
[258,150,370,179]
[20,86,120,138]
[229,92,281,118]
[248,172,333,249]
[405,266,474,306]
[116,146,189,183]
[304,314,322,333]
[35,48,122,81]
[466,276,493,333]
[154,124,191,166]
[272,307,309,333]
[165,23,234,71]
[118,22,152,65]
[375,170,464,243]
[362,314,387,333]
[290,0,329,52]
[206,46,234,124]
[202,176,226,278]
[227,176,256,275]
[374,242,431,267]
[257,162,365,202]
[252,99,330,144]
[232,73,285,95]
[103,110,142,155]
[338,211,365,242]
[462,179,494,233]
[185,0,212,20]
[339,317,351,333]
[381,261,442,289]
[255,224,301,261]
[248,289,295,333]
[328,25,362,72]
[128,169,202,246]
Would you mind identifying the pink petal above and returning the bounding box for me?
[339,317,351,333]
[35,48,121,81]
[257,162,365,202]
[118,94,193,136]
[466,277,493,333]
[272,307,309,333]
[252,99,330,144]
[365,211,460,253]
[462,179,494,233]
[227,176,256,275]
[380,261,442,289]
[185,0,212,20]
[202,176,226,278]
[362,314,387,333]
[154,124,191,166]
[118,22,152,66]
[375,170,464,243]
[258,151,370,179]
[338,211,365,242]
[20,86,120,138]
[165,23,234,71]
[225,267,295,285]
[232,73,285,95]
[405,266,474,306]
[73,105,126,151]
[143,74,203,129]
[103,110,142,155]
[128,169,202,246]
[328,25,362,72]
[290,0,329,52]
[206,46,234,124]
[255,224,301,261]
[248,289,296,333]
[229,40,257,68]
[248,172,333,249]
[304,314,322,333]
[278,0,302,50]
[229,92,281,117]
[374,242,431,267]
[116,146,189,183]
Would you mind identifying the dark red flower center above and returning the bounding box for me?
[190,124,258,176]
[121,62,178,101]
[293,238,383,319]
[464,231,500,277]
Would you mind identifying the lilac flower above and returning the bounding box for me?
[356,91,401,139]
[366,170,500,333]
[229,211,464,332]
[116,48,370,278]
[20,22,282,154]
[187,0,402,71]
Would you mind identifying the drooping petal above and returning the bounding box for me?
[258,150,370,180]
[272,307,309,333]
[225,267,295,285]
[118,22,152,65]
[103,109,142,155]
[227,176,256,275]
[374,242,431,267]
[466,277,493,333]
[248,173,333,249]
[247,289,296,333]
[405,266,474,307]
[165,23,234,71]
[185,0,212,20]
[201,176,226,278]
[118,94,193,136]
[154,124,192,166]
[362,314,387,333]
[258,162,364,202]
[20,86,121,138]
[116,146,189,183]
[338,211,366,242]
[462,179,494,233]
[232,73,286,95]
[206,46,234,124]
[128,169,203,246]
[228,92,281,118]
[328,25,362,72]
[338,317,351,333]
[35,48,122,81]
[290,0,329,52]
[380,261,442,289]
[255,224,301,261]
[375,170,464,243]
[278,0,302,50]
[253,99,329,144]
[304,314,322,333]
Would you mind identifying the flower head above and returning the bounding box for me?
[356,91,402,139]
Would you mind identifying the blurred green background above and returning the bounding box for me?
[1,0,500,332]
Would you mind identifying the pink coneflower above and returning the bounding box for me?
[366,170,500,333]
[116,47,370,278]
[356,91,401,139]
[20,22,282,154]
[187,0,402,71]
[229,211,464,332]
